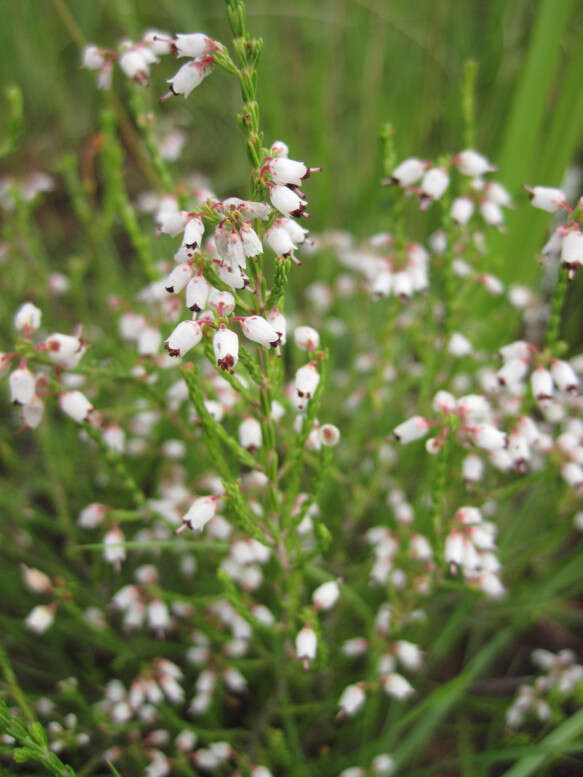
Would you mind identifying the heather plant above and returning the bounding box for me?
[2,2,583,777]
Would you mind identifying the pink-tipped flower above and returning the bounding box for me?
[213,325,239,372]
[82,44,105,70]
[14,302,42,333]
[177,495,220,533]
[240,222,263,257]
[393,416,429,444]
[454,150,496,177]
[164,57,214,99]
[165,320,203,357]
[172,33,219,58]
[312,579,340,610]
[266,307,286,345]
[294,325,320,351]
[208,289,235,316]
[236,316,281,348]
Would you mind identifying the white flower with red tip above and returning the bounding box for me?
[213,325,238,372]
[268,184,309,218]
[165,320,203,357]
[393,416,430,444]
[262,156,321,187]
[177,495,221,533]
[164,57,214,99]
[391,158,426,187]
[524,185,567,213]
[14,302,42,333]
[295,361,320,398]
[235,316,281,348]
[454,150,496,177]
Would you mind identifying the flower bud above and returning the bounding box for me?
[294,325,319,351]
[82,44,105,70]
[320,423,340,446]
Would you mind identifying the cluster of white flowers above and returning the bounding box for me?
[506,649,583,729]
[82,31,221,95]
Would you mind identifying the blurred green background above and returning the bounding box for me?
[1,0,583,280]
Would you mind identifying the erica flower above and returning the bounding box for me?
[295,625,317,669]
[234,316,281,348]
[213,325,239,372]
[177,495,221,533]
[268,184,309,218]
[165,320,203,357]
[262,156,321,187]
[163,56,214,99]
